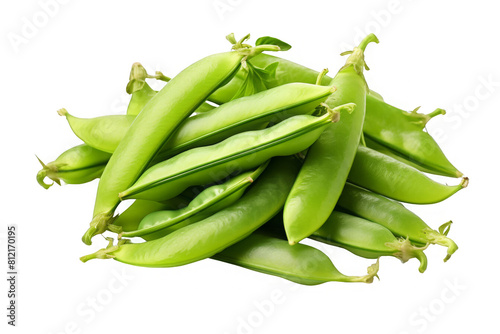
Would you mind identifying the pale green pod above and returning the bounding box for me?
[120,110,339,202]
[119,163,268,238]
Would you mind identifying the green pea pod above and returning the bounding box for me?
[60,83,333,157]
[364,136,447,176]
[80,157,300,267]
[58,109,135,154]
[283,34,378,245]
[36,144,111,189]
[213,232,379,285]
[311,211,428,273]
[111,197,190,233]
[213,52,461,179]
[337,182,458,262]
[364,96,462,177]
[117,163,268,238]
[36,64,169,189]
[120,109,340,202]
[349,146,468,204]
[83,36,280,245]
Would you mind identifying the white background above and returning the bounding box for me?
[1,0,499,333]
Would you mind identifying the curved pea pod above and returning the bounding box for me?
[58,109,135,154]
[364,136,447,176]
[157,83,334,159]
[83,37,280,245]
[210,50,381,102]
[120,110,339,202]
[111,197,189,233]
[311,211,428,273]
[80,157,300,267]
[283,34,378,245]
[213,233,379,285]
[349,146,468,204]
[36,145,111,189]
[337,183,458,262]
[364,95,462,178]
[58,83,332,158]
[116,163,268,238]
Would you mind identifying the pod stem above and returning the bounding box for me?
[422,222,459,262]
[36,155,61,189]
[227,33,280,67]
[80,237,129,263]
[387,238,428,273]
[126,63,170,94]
[319,102,356,123]
[82,212,116,245]
[340,34,379,75]
[316,68,329,85]
[405,107,446,128]
[343,258,380,283]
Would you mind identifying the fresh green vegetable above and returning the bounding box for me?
[283,34,378,245]
[213,232,379,285]
[337,182,458,261]
[116,163,268,238]
[119,109,342,202]
[80,157,300,267]
[311,211,428,273]
[82,35,280,245]
[364,96,462,177]
[60,83,333,158]
[348,146,468,204]
[36,145,111,189]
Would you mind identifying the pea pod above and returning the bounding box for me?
[82,36,280,245]
[311,211,428,273]
[36,145,111,189]
[213,50,461,178]
[120,109,341,202]
[364,136,445,176]
[283,34,378,245]
[36,64,171,189]
[364,95,462,177]
[58,109,135,154]
[116,163,268,238]
[337,182,458,261]
[60,83,333,156]
[349,146,468,204]
[80,157,300,267]
[111,197,189,233]
[213,232,379,285]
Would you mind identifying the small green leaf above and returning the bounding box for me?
[255,36,291,51]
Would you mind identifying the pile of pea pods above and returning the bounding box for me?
[37,33,467,285]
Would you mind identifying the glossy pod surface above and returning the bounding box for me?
[84,48,257,245]
[348,146,468,204]
[81,157,300,267]
[111,197,190,233]
[213,232,379,285]
[337,182,458,261]
[311,211,428,273]
[364,95,462,178]
[36,144,111,189]
[159,83,333,159]
[59,109,135,154]
[284,34,378,245]
[61,83,330,160]
[364,136,444,175]
[120,164,268,237]
[211,51,461,179]
[120,112,336,201]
